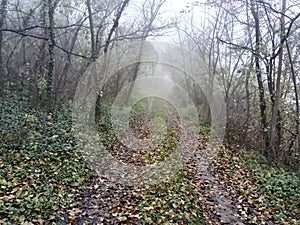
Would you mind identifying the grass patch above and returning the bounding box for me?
[198,126,211,139]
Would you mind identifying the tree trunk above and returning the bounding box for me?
[245,68,251,139]
[286,41,300,186]
[250,0,269,156]
[269,0,286,166]
[103,0,130,54]
[0,0,8,98]
[86,0,96,62]
[31,3,48,108]
[47,0,55,107]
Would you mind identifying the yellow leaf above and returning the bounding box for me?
[257,215,264,221]
[68,215,76,222]
[118,216,127,222]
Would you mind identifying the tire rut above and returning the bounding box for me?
[164,102,245,224]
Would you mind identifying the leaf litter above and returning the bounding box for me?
[1,100,299,224]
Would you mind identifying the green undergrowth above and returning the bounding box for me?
[214,148,300,224]
[1,99,205,224]
[96,103,119,151]
[0,101,93,224]
[242,153,300,222]
[198,126,211,140]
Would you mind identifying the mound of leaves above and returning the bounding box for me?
[55,168,205,224]
[212,148,300,224]
[0,101,93,224]
[138,169,204,224]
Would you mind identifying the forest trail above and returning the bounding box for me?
[2,100,297,224]
[163,102,246,224]
[57,101,250,224]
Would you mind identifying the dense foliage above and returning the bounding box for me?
[0,100,93,223]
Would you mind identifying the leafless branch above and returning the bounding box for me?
[1,28,89,59]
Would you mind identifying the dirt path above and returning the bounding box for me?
[163,103,246,224]
[58,103,247,224]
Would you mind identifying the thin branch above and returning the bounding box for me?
[216,37,258,56]
[104,0,130,53]
[1,28,89,59]
[271,12,300,60]
[257,0,294,20]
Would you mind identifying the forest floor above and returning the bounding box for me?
[0,100,299,224]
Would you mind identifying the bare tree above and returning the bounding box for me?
[0,0,8,98]
[269,0,286,165]
[103,0,130,53]
[46,0,60,106]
